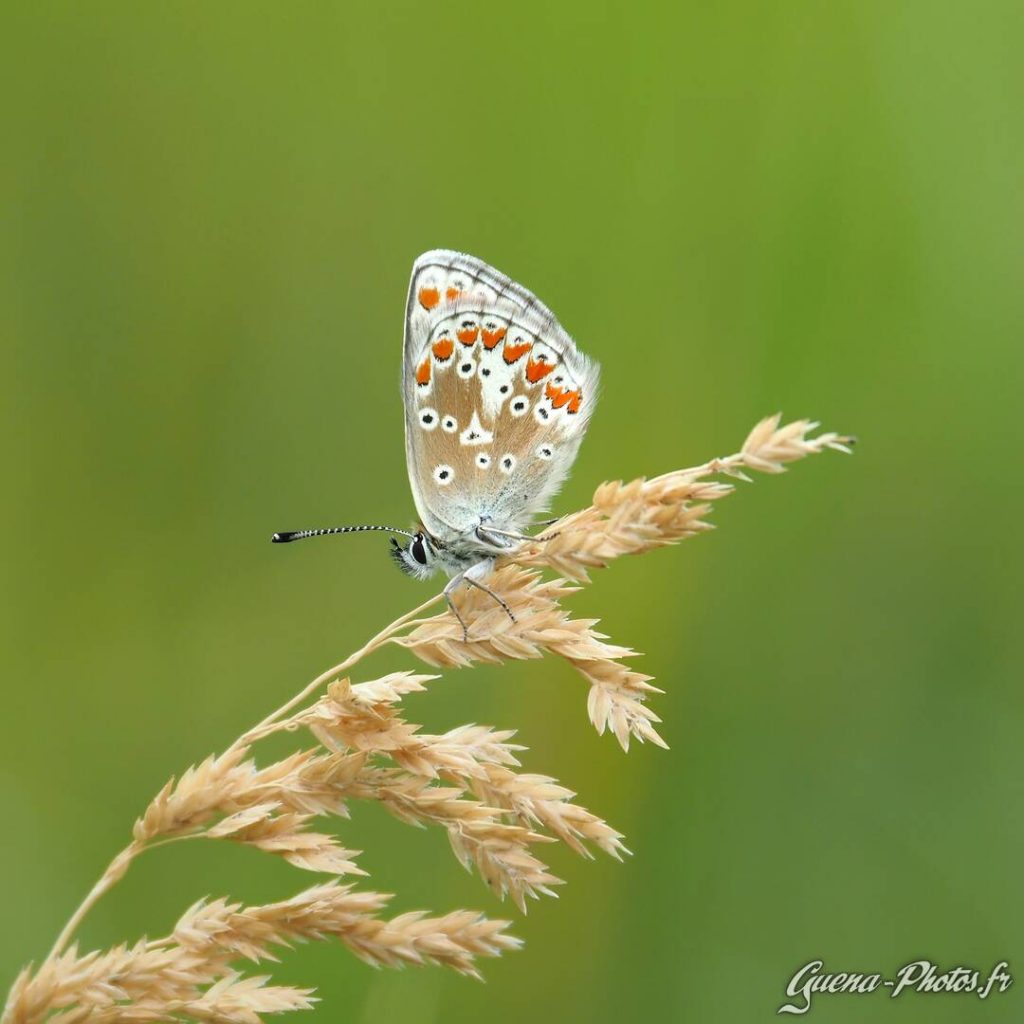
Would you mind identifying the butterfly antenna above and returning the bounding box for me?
[272,525,417,544]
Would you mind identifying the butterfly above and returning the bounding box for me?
[273,250,600,635]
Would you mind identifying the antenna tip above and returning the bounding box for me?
[272,531,296,543]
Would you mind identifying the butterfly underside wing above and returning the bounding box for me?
[402,250,600,544]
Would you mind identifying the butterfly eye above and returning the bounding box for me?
[410,535,428,565]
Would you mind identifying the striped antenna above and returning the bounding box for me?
[272,524,417,544]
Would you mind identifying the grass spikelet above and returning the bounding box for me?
[172,882,520,979]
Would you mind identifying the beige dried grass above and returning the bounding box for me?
[2,414,850,1024]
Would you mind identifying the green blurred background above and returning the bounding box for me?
[2,2,1021,1021]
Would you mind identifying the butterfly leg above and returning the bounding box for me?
[442,576,472,643]
[443,559,515,642]
[462,573,516,625]
[478,525,563,545]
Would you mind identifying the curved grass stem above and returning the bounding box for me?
[45,591,445,960]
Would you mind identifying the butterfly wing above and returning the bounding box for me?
[402,250,600,542]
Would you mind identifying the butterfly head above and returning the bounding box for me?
[389,531,439,580]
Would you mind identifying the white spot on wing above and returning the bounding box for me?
[499,454,517,474]
[433,465,454,486]
[442,415,458,433]
[459,410,493,447]
[509,396,530,417]
[419,408,439,431]
[477,322,516,417]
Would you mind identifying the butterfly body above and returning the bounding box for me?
[396,250,600,583]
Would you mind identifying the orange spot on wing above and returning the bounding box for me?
[415,357,431,386]
[446,286,461,302]
[551,387,580,410]
[432,338,454,361]
[525,357,555,383]
[457,326,479,345]
[503,340,532,364]
[418,286,440,310]
[481,326,507,349]
[545,382,564,403]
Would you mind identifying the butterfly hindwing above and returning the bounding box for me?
[402,250,599,541]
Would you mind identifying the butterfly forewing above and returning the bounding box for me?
[402,250,599,541]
